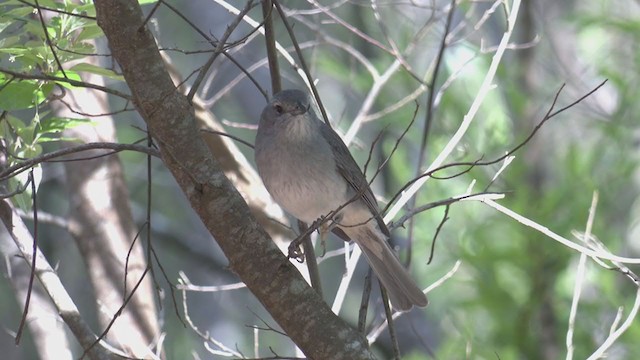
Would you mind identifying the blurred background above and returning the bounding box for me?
[1,0,639,359]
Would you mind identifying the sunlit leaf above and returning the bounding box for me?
[70,63,124,81]
[39,116,93,134]
[5,113,26,130]
[23,143,43,157]
[1,6,34,19]
[8,177,32,212]
[0,80,51,110]
[75,24,103,42]
[8,165,42,212]
[51,70,82,89]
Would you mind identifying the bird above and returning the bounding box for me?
[254,89,428,311]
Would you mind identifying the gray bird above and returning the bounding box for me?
[255,89,428,311]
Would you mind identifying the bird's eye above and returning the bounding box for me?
[274,104,284,114]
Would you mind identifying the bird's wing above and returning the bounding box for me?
[319,122,390,237]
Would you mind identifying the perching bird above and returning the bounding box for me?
[254,89,427,311]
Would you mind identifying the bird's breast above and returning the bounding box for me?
[256,137,348,223]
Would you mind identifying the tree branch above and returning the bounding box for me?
[93,1,374,358]
[0,200,124,360]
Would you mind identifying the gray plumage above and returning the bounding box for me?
[254,89,428,311]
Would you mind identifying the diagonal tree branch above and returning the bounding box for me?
[0,200,123,360]
[92,1,374,359]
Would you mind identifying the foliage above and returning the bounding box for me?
[0,1,106,210]
[1,0,639,359]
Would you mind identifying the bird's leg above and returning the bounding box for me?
[317,212,343,257]
[287,239,305,263]
[288,213,343,261]
[287,216,333,262]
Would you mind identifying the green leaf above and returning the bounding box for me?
[1,6,34,20]
[51,70,82,89]
[0,35,21,48]
[0,79,51,110]
[21,143,43,158]
[33,136,84,144]
[5,113,26,130]
[8,177,32,212]
[0,47,34,57]
[0,0,23,6]
[39,116,93,134]
[75,23,103,42]
[0,20,14,33]
[7,165,42,212]
[16,122,35,145]
[70,63,124,81]
[74,7,96,18]
[41,81,54,97]
[37,0,61,8]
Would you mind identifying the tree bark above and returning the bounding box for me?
[93,1,374,359]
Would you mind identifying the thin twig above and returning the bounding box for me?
[187,0,256,102]
[161,0,268,100]
[34,0,67,78]
[124,221,146,299]
[418,0,456,163]
[80,267,152,359]
[481,199,640,264]
[369,0,423,83]
[384,0,523,223]
[16,0,96,19]
[367,260,461,344]
[390,192,504,230]
[144,134,164,318]
[408,0,456,260]
[565,191,598,360]
[177,272,246,292]
[357,268,372,334]
[0,68,132,100]
[178,280,243,357]
[586,287,640,359]
[404,2,456,263]
[272,0,330,125]
[0,142,160,182]
[212,0,308,97]
[299,221,323,297]
[262,0,281,94]
[380,283,400,360]
[0,201,126,358]
[14,170,37,345]
[0,175,32,199]
[383,80,608,220]
[427,204,450,265]
[141,0,162,29]
[199,128,255,149]
[306,0,391,54]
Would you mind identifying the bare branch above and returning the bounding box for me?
[0,142,159,182]
[186,0,257,102]
[0,200,127,359]
[0,68,132,100]
[565,191,599,360]
[385,0,523,222]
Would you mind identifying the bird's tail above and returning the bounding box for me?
[347,225,428,311]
